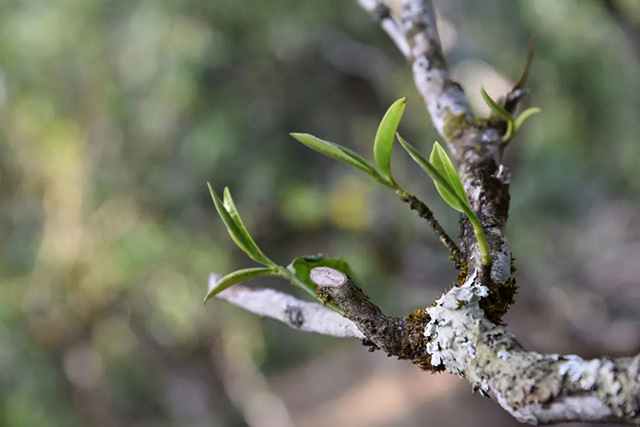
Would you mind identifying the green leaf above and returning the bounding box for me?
[480,85,514,123]
[397,134,468,212]
[290,133,390,186]
[514,107,541,131]
[397,136,492,265]
[373,97,406,183]
[222,187,273,265]
[429,142,470,209]
[204,267,277,302]
[286,254,358,295]
[208,183,272,266]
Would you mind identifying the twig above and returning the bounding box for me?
[400,193,460,264]
[357,0,411,59]
[503,36,537,115]
[212,275,364,339]
[311,267,413,356]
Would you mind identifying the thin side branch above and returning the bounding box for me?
[503,36,537,116]
[400,193,460,263]
[359,1,469,262]
[357,0,411,58]
[212,275,364,339]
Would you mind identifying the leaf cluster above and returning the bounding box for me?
[207,94,541,302]
[291,98,491,265]
[206,185,352,313]
[480,85,540,145]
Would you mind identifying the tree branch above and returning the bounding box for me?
[422,269,640,424]
[207,0,640,424]
[400,193,460,263]
[311,267,415,357]
[400,0,473,141]
[357,0,411,59]
[217,265,640,423]
[211,274,364,339]
[320,266,640,424]
[361,0,510,280]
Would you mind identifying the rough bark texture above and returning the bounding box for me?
[424,270,640,424]
[211,0,640,424]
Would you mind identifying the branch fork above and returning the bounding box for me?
[207,0,640,424]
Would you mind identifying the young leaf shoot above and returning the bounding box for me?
[481,84,541,145]
[397,135,491,265]
[208,184,274,266]
[222,187,275,266]
[429,142,470,209]
[373,97,407,185]
[481,84,515,142]
[514,107,541,131]
[480,84,514,122]
[397,135,468,213]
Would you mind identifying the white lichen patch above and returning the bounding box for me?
[559,355,602,390]
[424,270,490,374]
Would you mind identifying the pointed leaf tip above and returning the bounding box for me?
[480,84,513,122]
[204,267,277,302]
[208,184,273,266]
[397,134,468,213]
[374,98,407,184]
[290,132,389,185]
[223,187,273,265]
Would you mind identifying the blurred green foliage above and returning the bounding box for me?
[0,0,639,425]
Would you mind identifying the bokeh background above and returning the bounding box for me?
[1,0,640,426]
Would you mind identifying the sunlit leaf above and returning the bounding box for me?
[204,267,277,302]
[290,133,390,186]
[514,107,541,131]
[373,97,406,183]
[208,183,272,265]
[429,142,469,208]
[222,187,273,266]
[480,85,514,123]
[397,134,467,212]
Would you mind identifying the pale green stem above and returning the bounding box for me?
[463,208,492,266]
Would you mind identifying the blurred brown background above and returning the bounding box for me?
[1,0,640,426]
